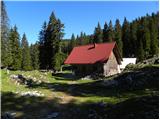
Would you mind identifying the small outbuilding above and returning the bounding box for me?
[119,58,137,70]
[64,42,123,76]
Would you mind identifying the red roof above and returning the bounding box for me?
[65,42,121,64]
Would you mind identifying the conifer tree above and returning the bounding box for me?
[93,22,103,43]
[130,21,138,57]
[1,1,11,67]
[30,43,39,70]
[52,18,64,69]
[103,22,108,42]
[9,26,22,70]
[75,35,79,46]
[39,12,64,69]
[142,18,151,58]
[44,12,64,69]
[114,19,123,56]
[78,32,84,45]
[45,12,57,69]
[137,39,144,61]
[83,33,90,45]
[122,18,131,57]
[150,19,158,56]
[69,33,76,52]
[21,33,32,70]
[107,20,114,42]
[39,21,47,69]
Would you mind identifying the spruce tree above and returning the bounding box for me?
[93,22,103,43]
[142,18,150,58]
[150,19,158,56]
[78,32,84,45]
[30,43,39,70]
[103,22,108,42]
[1,1,11,67]
[52,18,64,69]
[82,32,88,45]
[83,33,90,45]
[130,21,138,57]
[69,33,76,52]
[114,19,123,56]
[122,18,131,57]
[21,33,32,70]
[39,21,47,69]
[45,12,57,69]
[137,39,144,61]
[75,35,79,46]
[107,20,114,42]
[44,12,64,69]
[9,26,22,70]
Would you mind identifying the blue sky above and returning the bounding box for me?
[5,1,159,44]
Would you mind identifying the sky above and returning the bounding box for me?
[5,1,159,44]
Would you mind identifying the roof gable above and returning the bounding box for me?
[64,42,121,64]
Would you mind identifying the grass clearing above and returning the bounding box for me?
[1,65,159,118]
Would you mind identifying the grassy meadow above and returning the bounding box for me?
[1,64,159,118]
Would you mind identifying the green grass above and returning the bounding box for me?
[1,65,159,118]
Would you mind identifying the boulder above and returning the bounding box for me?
[18,91,44,97]
[1,112,16,119]
[10,75,19,80]
[81,75,92,80]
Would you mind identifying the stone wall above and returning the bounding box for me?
[103,51,119,76]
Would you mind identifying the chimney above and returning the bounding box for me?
[93,43,97,48]
[88,43,97,50]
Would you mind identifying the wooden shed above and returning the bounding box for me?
[64,42,123,76]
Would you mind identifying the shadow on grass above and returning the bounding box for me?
[105,95,159,119]
[53,72,88,81]
[24,65,159,98]
[27,80,121,97]
[53,72,77,80]
[1,91,159,119]
[1,92,60,119]
[115,65,159,90]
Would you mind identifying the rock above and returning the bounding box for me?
[81,75,92,80]
[44,72,48,75]
[142,56,159,64]
[32,77,37,81]
[19,91,44,97]
[10,75,19,79]
[24,81,28,85]
[1,112,16,119]
[37,80,42,84]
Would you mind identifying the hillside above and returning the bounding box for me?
[1,62,159,119]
